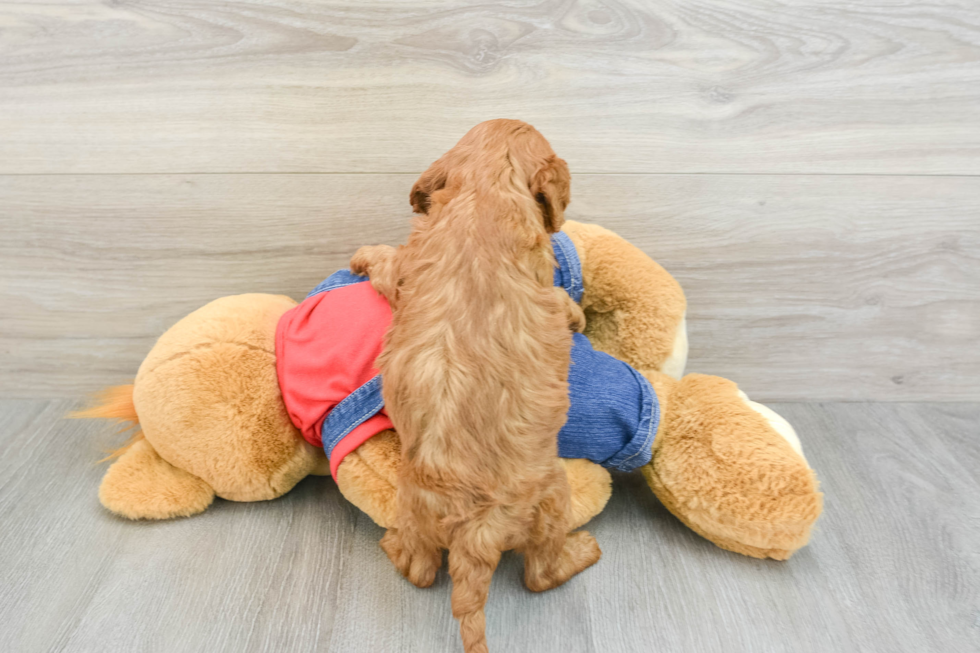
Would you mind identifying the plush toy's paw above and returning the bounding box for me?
[643,374,822,560]
[100,438,215,519]
[563,458,612,530]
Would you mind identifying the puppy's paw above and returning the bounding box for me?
[566,301,586,333]
[380,528,411,574]
[525,530,601,592]
[563,530,601,575]
[352,245,400,304]
[381,528,441,588]
[555,287,586,333]
[351,244,393,278]
[407,549,442,588]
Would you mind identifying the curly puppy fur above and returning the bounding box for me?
[351,120,600,653]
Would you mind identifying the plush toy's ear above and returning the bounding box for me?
[531,155,571,233]
[410,158,449,214]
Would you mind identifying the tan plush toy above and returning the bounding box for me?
[80,221,822,560]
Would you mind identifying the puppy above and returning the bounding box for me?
[351,119,600,653]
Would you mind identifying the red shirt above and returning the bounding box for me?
[275,277,393,480]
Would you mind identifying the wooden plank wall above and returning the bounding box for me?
[1,1,979,400]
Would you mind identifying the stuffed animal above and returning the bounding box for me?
[79,221,822,560]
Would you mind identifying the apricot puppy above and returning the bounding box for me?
[351,120,599,653]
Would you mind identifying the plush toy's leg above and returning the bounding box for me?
[100,438,215,519]
[309,450,331,477]
[641,372,822,560]
[336,430,401,528]
[561,221,688,378]
[133,293,321,503]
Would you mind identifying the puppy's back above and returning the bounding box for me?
[380,219,571,492]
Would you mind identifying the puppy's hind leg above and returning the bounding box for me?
[523,472,601,592]
[351,244,399,304]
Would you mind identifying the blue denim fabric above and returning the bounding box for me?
[321,374,385,454]
[312,232,658,471]
[308,269,368,298]
[559,333,658,472]
[551,231,584,303]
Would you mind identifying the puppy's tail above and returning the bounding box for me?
[460,612,487,653]
[448,536,501,653]
[69,383,144,461]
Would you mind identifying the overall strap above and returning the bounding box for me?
[551,231,584,303]
[307,269,369,298]
[321,374,385,458]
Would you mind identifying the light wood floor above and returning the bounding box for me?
[1,400,977,653]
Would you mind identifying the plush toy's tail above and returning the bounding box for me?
[69,384,145,461]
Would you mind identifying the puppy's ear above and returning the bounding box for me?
[530,155,571,233]
[410,159,449,214]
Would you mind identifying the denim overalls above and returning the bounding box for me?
[276,232,659,479]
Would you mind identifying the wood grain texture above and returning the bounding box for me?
[0,399,358,653]
[2,173,977,400]
[1,1,979,174]
[2,401,978,652]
